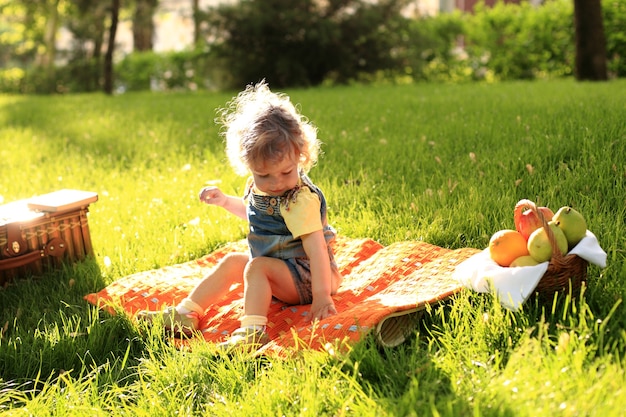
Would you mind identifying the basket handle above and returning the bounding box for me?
[524,200,564,261]
[514,199,535,232]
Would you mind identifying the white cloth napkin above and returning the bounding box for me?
[452,230,607,310]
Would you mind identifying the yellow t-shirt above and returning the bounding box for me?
[281,186,323,238]
[247,177,323,239]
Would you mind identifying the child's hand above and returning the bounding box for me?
[199,186,227,207]
[310,299,337,322]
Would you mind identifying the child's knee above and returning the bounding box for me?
[243,256,268,276]
[244,257,284,282]
[220,252,248,267]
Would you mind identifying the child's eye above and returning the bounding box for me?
[282,170,292,176]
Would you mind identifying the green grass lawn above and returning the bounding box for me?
[0,79,625,416]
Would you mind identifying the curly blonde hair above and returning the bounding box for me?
[217,80,320,176]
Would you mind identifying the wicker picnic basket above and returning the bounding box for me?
[520,200,589,299]
[0,189,97,286]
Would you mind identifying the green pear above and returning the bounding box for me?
[553,206,587,249]
[527,221,569,263]
[509,255,540,267]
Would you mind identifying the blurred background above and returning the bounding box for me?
[0,0,623,94]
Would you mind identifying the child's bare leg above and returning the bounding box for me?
[138,252,248,333]
[185,252,249,311]
[239,257,299,326]
[219,256,298,349]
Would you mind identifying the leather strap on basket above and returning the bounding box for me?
[0,237,67,271]
[4,223,28,257]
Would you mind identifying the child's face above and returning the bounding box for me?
[251,152,300,196]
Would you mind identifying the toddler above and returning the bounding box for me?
[139,81,341,350]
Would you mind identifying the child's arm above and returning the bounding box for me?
[199,186,247,220]
[301,230,337,321]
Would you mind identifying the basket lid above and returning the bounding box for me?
[26,189,98,213]
[0,201,44,226]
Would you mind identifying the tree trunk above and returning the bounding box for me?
[38,0,61,92]
[92,4,109,61]
[42,0,60,68]
[573,0,608,81]
[192,0,200,46]
[104,0,120,95]
[133,0,158,51]
[92,4,109,92]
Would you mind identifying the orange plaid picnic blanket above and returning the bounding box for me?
[85,236,479,353]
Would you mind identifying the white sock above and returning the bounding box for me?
[240,315,268,331]
[176,298,204,315]
[175,305,193,315]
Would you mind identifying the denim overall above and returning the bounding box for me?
[245,173,338,304]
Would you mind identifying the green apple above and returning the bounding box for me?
[509,255,540,267]
[527,221,569,263]
[553,206,587,249]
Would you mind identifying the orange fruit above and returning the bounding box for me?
[489,229,530,267]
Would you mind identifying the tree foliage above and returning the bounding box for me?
[463,0,576,80]
[603,0,626,77]
[0,0,148,93]
[202,0,413,88]
[0,1,54,75]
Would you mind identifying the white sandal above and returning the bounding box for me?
[137,306,200,335]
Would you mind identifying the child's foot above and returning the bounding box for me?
[137,306,200,335]
[218,327,270,352]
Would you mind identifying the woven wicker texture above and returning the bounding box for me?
[1,207,93,285]
[85,236,480,352]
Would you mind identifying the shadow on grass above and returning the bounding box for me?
[0,257,145,386]
[340,302,515,417]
